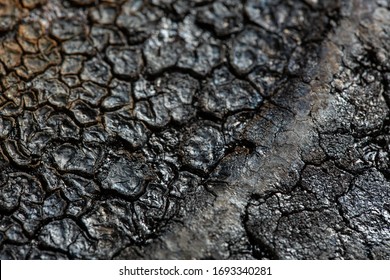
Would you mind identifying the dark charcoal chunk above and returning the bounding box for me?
[43,191,67,219]
[0,117,13,139]
[74,82,108,106]
[62,37,95,55]
[0,0,22,32]
[61,174,100,216]
[52,144,101,174]
[13,201,43,235]
[51,19,84,41]
[339,170,390,259]
[46,113,80,140]
[133,184,173,237]
[196,0,243,36]
[181,124,225,172]
[246,192,344,259]
[155,73,198,123]
[0,175,23,212]
[0,173,44,214]
[28,248,68,260]
[80,58,112,86]
[116,0,163,43]
[104,113,149,149]
[82,124,108,143]
[170,171,201,198]
[134,97,170,127]
[176,15,223,76]
[89,4,118,24]
[143,18,184,75]
[102,79,132,110]
[99,157,150,199]
[106,47,143,79]
[32,79,70,107]
[229,27,287,75]
[223,111,255,144]
[0,244,32,259]
[3,222,29,243]
[0,40,23,69]
[38,218,94,258]
[89,26,126,51]
[200,66,262,118]
[133,77,157,99]
[248,67,285,97]
[147,129,181,163]
[61,55,85,75]
[70,100,98,126]
[81,199,135,248]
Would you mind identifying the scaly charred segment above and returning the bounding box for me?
[0,0,389,259]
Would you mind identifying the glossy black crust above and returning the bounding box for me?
[0,0,389,259]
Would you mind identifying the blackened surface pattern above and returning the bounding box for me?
[0,0,389,259]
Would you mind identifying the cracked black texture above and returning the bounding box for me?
[0,0,389,260]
